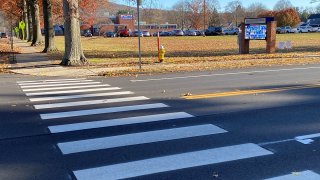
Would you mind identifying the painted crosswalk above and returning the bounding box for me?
[265,170,320,180]
[22,84,110,92]
[20,81,101,88]
[18,78,279,179]
[73,143,272,180]
[34,96,149,109]
[58,124,227,154]
[48,112,193,133]
[29,91,134,102]
[41,103,168,120]
[26,87,121,96]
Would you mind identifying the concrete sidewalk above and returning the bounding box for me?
[8,41,133,77]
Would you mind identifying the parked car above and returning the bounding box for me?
[142,31,151,37]
[104,31,116,38]
[205,26,223,36]
[276,27,282,34]
[297,26,311,33]
[152,31,162,36]
[279,26,293,33]
[184,30,197,36]
[195,30,205,36]
[117,29,130,37]
[132,31,143,37]
[159,31,171,36]
[84,32,92,37]
[171,29,184,36]
[0,32,7,38]
[223,28,239,35]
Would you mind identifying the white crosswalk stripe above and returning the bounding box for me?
[73,143,273,180]
[18,79,93,86]
[34,96,149,109]
[26,87,121,96]
[48,112,194,133]
[29,91,134,102]
[58,124,227,154]
[20,81,101,88]
[22,84,110,92]
[41,103,168,119]
[265,170,320,180]
[17,78,87,83]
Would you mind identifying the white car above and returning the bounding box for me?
[297,26,311,33]
[223,28,239,35]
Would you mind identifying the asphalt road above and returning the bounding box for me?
[2,64,320,180]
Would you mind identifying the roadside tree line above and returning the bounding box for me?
[0,0,108,66]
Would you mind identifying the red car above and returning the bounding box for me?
[117,29,130,37]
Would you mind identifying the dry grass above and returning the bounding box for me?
[48,33,320,75]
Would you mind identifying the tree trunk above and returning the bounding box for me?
[42,0,57,52]
[27,0,33,42]
[61,0,87,66]
[31,0,42,46]
[23,0,29,41]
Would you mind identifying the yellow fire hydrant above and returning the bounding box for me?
[159,45,165,62]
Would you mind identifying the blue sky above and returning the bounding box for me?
[113,0,317,10]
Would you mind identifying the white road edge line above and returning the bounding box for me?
[73,143,272,180]
[34,96,149,109]
[41,102,166,119]
[265,170,320,180]
[58,124,227,154]
[48,112,193,133]
[131,66,320,82]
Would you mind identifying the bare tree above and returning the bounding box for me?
[225,0,245,26]
[273,0,293,11]
[247,2,268,18]
[23,0,29,41]
[171,0,188,29]
[30,0,43,46]
[42,0,57,52]
[141,0,162,24]
[186,0,204,29]
[61,0,87,66]
[27,0,33,42]
[206,0,221,26]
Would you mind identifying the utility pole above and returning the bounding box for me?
[137,0,142,70]
[203,0,206,36]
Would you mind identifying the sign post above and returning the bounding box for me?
[240,17,276,54]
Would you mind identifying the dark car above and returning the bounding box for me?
[185,30,197,36]
[205,26,223,36]
[153,31,162,36]
[172,29,184,36]
[132,31,143,37]
[159,31,171,36]
[1,32,7,38]
[84,32,92,37]
[104,32,116,38]
[195,30,205,36]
